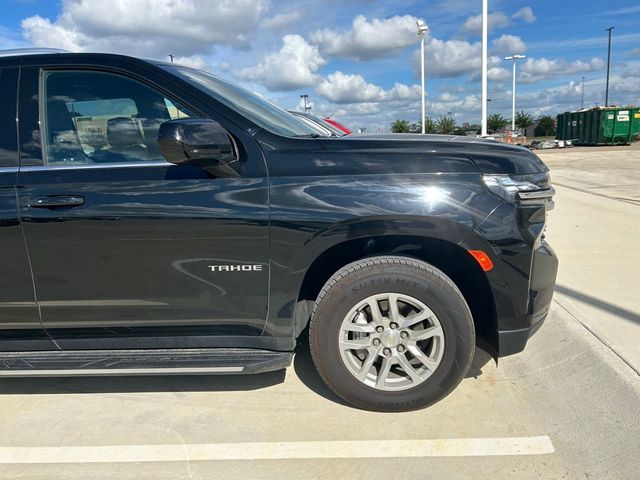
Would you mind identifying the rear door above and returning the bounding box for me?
[16,63,270,350]
[0,65,55,350]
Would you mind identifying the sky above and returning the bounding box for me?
[0,0,639,132]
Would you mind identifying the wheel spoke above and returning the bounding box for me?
[399,310,431,329]
[367,298,387,326]
[343,322,375,334]
[357,348,379,381]
[387,293,402,323]
[410,325,443,342]
[408,345,438,370]
[340,337,372,350]
[396,354,422,384]
[375,356,395,388]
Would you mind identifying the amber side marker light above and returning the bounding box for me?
[468,250,494,272]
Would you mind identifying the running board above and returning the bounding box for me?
[0,348,292,377]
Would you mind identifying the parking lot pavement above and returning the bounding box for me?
[1,309,639,479]
[0,146,638,479]
[539,146,640,371]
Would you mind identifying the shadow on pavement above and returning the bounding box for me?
[0,345,493,401]
[0,369,286,395]
[556,284,640,324]
[292,339,493,407]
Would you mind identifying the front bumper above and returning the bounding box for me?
[496,239,558,357]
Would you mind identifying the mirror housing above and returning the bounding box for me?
[158,118,239,177]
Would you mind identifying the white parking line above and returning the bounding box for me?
[0,436,554,464]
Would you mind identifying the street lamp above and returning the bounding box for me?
[300,94,311,114]
[481,0,488,137]
[417,21,429,134]
[605,27,614,106]
[581,76,586,109]
[504,54,526,131]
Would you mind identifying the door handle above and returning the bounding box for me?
[28,195,85,208]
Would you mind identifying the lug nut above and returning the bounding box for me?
[390,322,398,329]
[397,345,406,353]
[376,326,384,333]
[400,331,409,339]
[372,338,381,346]
[383,348,391,356]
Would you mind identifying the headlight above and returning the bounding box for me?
[483,173,555,209]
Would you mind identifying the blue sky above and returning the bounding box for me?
[1,0,639,132]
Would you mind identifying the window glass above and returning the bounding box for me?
[0,68,18,167]
[43,71,192,166]
[162,65,323,138]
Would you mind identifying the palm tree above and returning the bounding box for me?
[436,116,457,134]
[391,120,411,133]
[421,117,437,134]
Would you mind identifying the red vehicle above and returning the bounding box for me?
[323,117,352,134]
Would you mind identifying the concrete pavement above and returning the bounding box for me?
[540,147,640,372]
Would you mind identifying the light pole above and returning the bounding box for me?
[504,54,526,131]
[581,76,585,109]
[481,0,488,136]
[417,21,429,134]
[300,94,311,114]
[605,26,614,106]
[168,54,175,63]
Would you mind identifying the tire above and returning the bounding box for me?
[309,255,475,412]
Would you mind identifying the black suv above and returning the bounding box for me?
[0,49,557,411]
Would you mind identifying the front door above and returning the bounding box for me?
[16,67,270,350]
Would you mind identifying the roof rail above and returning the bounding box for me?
[0,48,70,58]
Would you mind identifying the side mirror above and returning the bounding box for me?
[158,118,239,177]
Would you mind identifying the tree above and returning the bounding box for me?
[436,116,457,134]
[514,110,535,130]
[487,114,508,133]
[391,119,411,133]
[422,117,437,133]
[535,115,556,137]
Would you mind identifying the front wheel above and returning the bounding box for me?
[309,256,475,412]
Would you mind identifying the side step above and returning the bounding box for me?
[0,348,292,377]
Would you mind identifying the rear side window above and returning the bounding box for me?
[0,68,18,167]
[42,70,192,166]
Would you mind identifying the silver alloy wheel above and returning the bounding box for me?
[338,293,445,392]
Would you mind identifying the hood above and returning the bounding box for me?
[317,133,548,175]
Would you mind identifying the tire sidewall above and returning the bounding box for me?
[311,261,474,412]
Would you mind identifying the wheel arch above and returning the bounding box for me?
[294,230,499,356]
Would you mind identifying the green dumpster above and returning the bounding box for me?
[560,107,638,145]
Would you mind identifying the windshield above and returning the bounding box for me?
[162,65,325,137]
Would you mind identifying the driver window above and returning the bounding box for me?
[42,70,192,166]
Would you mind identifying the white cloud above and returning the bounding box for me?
[317,72,385,103]
[520,57,605,83]
[239,34,326,91]
[310,14,423,60]
[487,67,511,81]
[316,71,421,104]
[262,11,301,30]
[412,38,503,79]
[512,7,536,23]
[492,34,527,55]
[21,0,269,57]
[462,12,509,35]
[170,55,208,70]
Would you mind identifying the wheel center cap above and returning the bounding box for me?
[380,329,400,348]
